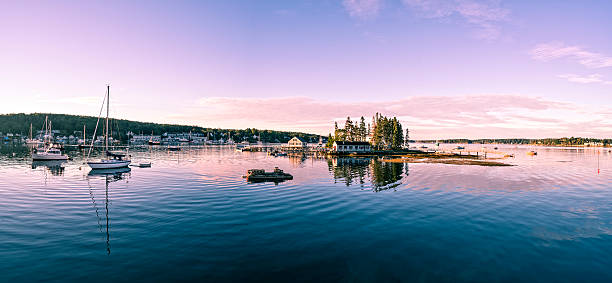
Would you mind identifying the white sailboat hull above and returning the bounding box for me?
[87,160,131,169]
[32,153,68,160]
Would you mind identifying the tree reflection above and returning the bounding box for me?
[328,157,409,191]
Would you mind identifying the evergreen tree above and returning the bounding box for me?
[359,116,366,141]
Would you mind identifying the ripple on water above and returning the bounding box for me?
[0,146,611,281]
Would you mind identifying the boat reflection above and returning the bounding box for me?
[328,157,409,191]
[32,160,67,176]
[87,167,130,255]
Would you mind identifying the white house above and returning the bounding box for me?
[333,141,371,152]
[286,136,307,150]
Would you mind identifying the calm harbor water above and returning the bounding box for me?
[1,145,611,282]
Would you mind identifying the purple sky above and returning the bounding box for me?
[1,0,611,138]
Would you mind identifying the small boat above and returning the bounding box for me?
[135,162,151,168]
[243,167,293,182]
[168,145,181,151]
[494,147,499,150]
[455,146,465,150]
[527,151,537,156]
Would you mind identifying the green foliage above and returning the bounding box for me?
[371,113,404,150]
[334,116,369,142]
[0,113,322,143]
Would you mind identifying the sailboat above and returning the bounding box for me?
[25,123,42,145]
[148,130,160,145]
[87,85,131,169]
[32,116,68,160]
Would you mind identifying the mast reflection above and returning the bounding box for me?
[87,167,131,255]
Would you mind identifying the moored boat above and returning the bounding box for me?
[32,147,68,160]
[86,85,131,169]
[32,116,68,160]
[243,167,293,182]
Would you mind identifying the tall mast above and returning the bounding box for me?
[106,85,109,151]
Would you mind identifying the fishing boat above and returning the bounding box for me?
[32,116,68,160]
[527,151,537,156]
[243,167,293,182]
[87,85,131,170]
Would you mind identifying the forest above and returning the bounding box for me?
[0,113,322,143]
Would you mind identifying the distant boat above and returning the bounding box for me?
[87,85,131,169]
[527,151,537,156]
[148,131,161,145]
[32,116,68,161]
[455,146,465,150]
[25,123,42,145]
[168,145,181,151]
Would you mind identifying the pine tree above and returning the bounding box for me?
[359,116,366,141]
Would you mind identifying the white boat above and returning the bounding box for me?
[32,147,68,160]
[87,85,131,169]
[88,151,131,169]
[32,117,68,160]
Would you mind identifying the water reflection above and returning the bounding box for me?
[87,168,131,255]
[32,160,66,176]
[328,158,409,191]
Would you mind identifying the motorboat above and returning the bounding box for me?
[32,146,68,160]
[32,116,68,160]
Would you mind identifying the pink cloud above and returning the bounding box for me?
[531,42,612,68]
[164,95,612,139]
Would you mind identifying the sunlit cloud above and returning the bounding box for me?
[531,42,612,68]
[402,0,510,40]
[557,74,612,85]
[165,95,612,139]
[342,0,382,19]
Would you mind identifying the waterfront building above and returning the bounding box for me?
[333,141,371,153]
[286,137,307,150]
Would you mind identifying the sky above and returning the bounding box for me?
[1,0,611,139]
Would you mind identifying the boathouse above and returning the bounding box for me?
[333,141,371,153]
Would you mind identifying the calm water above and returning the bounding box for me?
[1,145,611,282]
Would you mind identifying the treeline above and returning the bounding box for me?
[326,114,406,150]
[419,137,611,146]
[0,113,321,143]
[370,113,405,150]
[333,116,369,142]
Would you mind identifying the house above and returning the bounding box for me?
[333,141,371,153]
[286,136,307,150]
